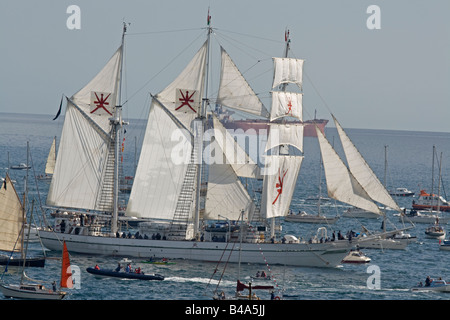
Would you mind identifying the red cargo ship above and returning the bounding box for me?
[220,118,328,137]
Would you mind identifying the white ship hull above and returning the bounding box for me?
[38,230,351,268]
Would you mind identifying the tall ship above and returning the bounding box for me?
[38,15,359,268]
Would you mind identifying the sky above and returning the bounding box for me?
[1,0,449,133]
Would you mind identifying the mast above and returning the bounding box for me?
[111,22,127,235]
[22,142,30,258]
[20,142,30,285]
[431,145,435,209]
[437,151,443,213]
[271,29,293,237]
[193,9,212,238]
[383,145,388,233]
[279,29,291,93]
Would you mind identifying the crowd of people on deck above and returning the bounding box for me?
[114,231,167,240]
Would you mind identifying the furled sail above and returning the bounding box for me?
[217,47,269,118]
[126,43,207,220]
[316,127,382,215]
[272,57,304,89]
[333,115,401,212]
[260,155,303,219]
[47,45,123,212]
[270,91,303,121]
[0,174,24,252]
[265,123,304,153]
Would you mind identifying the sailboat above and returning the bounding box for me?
[315,115,411,249]
[424,150,446,239]
[0,241,71,300]
[36,136,56,181]
[0,165,70,300]
[0,165,45,268]
[38,17,353,268]
[399,147,450,224]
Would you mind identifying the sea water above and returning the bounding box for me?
[1,112,450,301]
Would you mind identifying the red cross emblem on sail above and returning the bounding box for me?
[272,168,288,205]
[175,89,198,113]
[90,92,113,115]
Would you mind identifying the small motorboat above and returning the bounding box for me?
[250,271,272,281]
[425,225,446,239]
[341,250,371,264]
[411,278,450,292]
[439,239,450,251]
[36,174,52,181]
[389,187,414,197]
[86,267,164,281]
[10,163,31,170]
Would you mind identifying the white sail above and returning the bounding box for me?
[47,46,123,212]
[0,174,24,252]
[156,41,207,132]
[272,57,304,89]
[126,42,208,220]
[45,137,56,175]
[316,127,382,215]
[270,91,303,121]
[204,164,254,221]
[208,116,260,179]
[261,155,303,219]
[265,123,304,153]
[71,46,123,130]
[217,47,269,118]
[126,102,193,220]
[333,115,401,212]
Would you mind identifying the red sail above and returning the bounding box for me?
[60,241,73,288]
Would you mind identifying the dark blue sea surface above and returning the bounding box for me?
[1,112,450,301]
